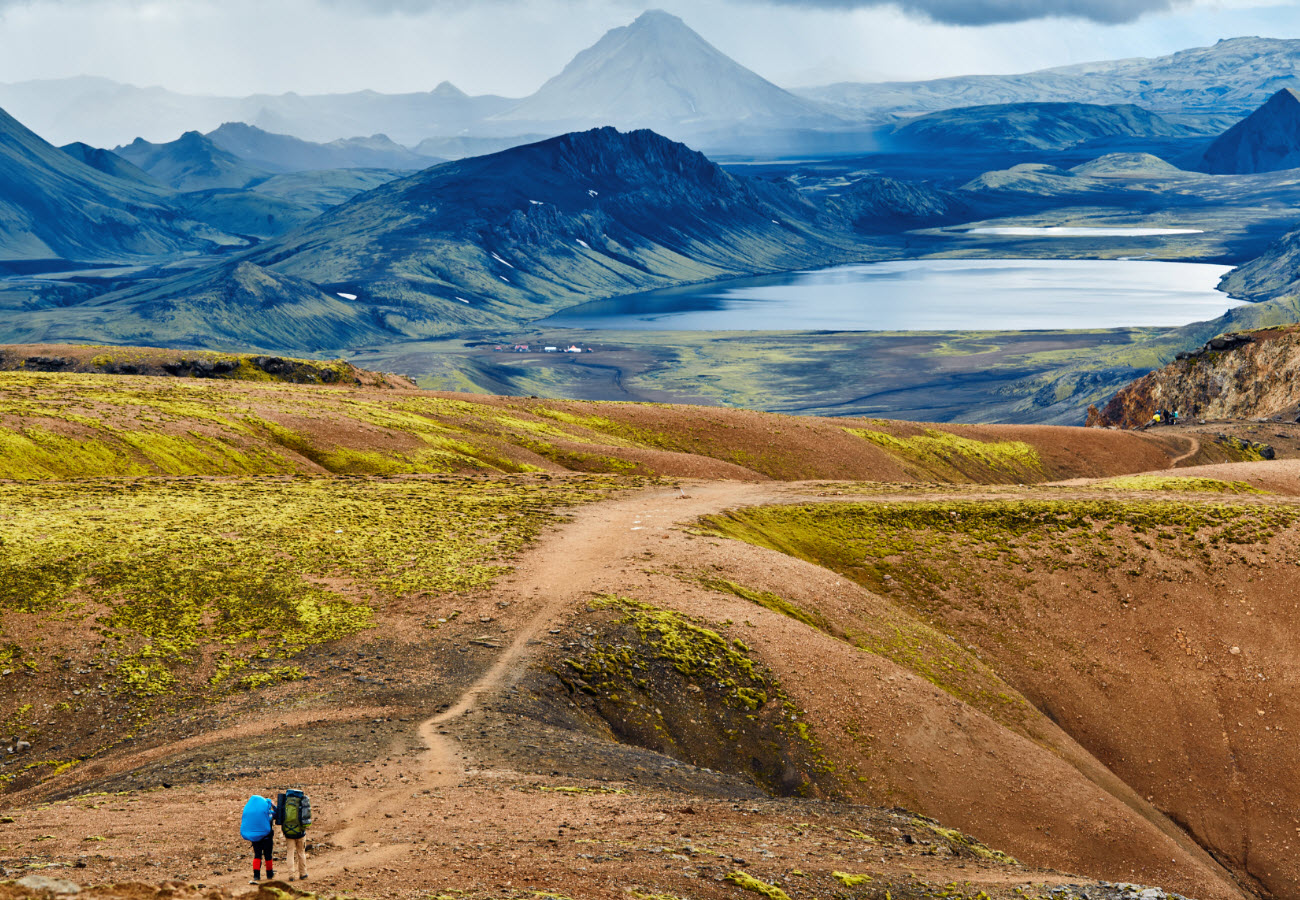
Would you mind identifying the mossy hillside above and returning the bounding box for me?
[0,474,617,783]
[700,499,1300,599]
[556,596,837,798]
[1094,475,1265,494]
[847,429,1046,484]
[0,370,1205,484]
[698,499,1300,683]
[697,578,1032,732]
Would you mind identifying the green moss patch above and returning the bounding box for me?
[847,429,1045,484]
[725,871,793,900]
[1095,474,1265,494]
[913,817,1019,866]
[0,474,616,783]
[556,596,836,798]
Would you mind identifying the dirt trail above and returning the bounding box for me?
[1170,435,1201,467]
[309,481,779,881]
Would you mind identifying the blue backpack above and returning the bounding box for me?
[240,795,274,841]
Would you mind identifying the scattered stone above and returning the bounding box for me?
[15,874,81,894]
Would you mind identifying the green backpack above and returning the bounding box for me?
[278,789,312,839]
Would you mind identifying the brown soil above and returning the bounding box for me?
[8,470,1297,900]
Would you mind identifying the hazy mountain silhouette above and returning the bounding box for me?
[1200,88,1300,174]
[59,142,161,187]
[802,36,1300,119]
[205,123,439,173]
[116,131,272,191]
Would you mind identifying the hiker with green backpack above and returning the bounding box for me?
[275,788,313,880]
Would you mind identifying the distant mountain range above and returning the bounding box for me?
[0,76,513,147]
[0,16,1290,155]
[113,124,442,191]
[891,102,1204,153]
[115,131,273,192]
[0,123,964,348]
[0,105,239,261]
[800,36,1300,119]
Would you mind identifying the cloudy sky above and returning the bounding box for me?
[0,0,1294,97]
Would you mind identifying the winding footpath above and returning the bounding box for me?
[308,481,781,881]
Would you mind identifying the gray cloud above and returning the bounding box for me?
[0,0,1195,25]
[320,0,1193,25]
[760,0,1193,25]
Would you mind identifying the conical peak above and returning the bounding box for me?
[630,9,687,30]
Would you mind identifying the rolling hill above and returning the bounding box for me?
[0,260,392,352]
[1,366,1295,900]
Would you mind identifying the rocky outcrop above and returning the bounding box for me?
[1087,327,1300,427]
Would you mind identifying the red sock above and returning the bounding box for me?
[253,859,262,873]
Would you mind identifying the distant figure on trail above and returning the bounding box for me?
[275,788,313,881]
[240,794,277,884]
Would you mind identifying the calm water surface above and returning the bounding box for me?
[539,259,1240,331]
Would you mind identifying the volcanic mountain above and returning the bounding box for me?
[234,127,861,339]
[490,10,840,139]
[1200,88,1300,174]
[0,105,234,261]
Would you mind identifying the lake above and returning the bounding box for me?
[537,258,1241,331]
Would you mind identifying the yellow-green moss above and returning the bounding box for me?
[833,872,873,887]
[0,476,617,734]
[913,818,1019,866]
[848,428,1045,483]
[725,872,792,900]
[700,577,835,635]
[697,576,1028,729]
[1095,475,1264,494]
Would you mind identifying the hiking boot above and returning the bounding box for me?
[249,878,260,885]
[299,874,309,881]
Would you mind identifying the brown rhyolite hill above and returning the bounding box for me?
[1087,326,1300,428]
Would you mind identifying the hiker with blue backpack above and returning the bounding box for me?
[275,788,313,881]
[240,794,277,884]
